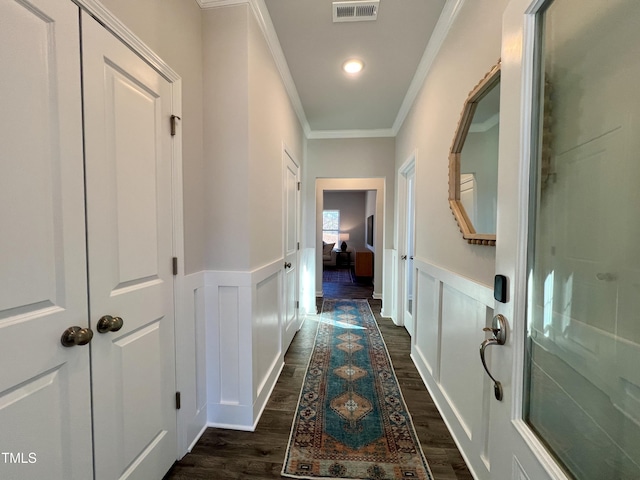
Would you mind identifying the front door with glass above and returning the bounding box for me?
[492,0,640,478]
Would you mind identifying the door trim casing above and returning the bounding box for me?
[396,151,417,330]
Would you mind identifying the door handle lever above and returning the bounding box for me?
[480,314,507,401]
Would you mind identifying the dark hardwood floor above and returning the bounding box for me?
[164,273,472,480]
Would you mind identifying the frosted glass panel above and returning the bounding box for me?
[525,1,640,479]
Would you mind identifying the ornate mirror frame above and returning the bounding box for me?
[448,60,500,246]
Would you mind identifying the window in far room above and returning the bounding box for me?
[322,210,340,245]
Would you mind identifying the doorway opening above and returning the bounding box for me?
[315,178,385,302]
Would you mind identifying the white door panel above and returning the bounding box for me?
[82,12,177,480]
[492,0,640,478]
[488,0,563,477]
[283,151,300,351]
[399,158,416,337]
[0,0,93,479]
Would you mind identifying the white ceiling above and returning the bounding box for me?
[263,0,446,134]
[199,0,463,138]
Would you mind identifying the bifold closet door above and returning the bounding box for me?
[81,11,177,480]
[0,0,93,479]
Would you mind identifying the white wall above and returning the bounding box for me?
[201,4,305,431]
[305,138,395,247]
[396,0,507,288]
[304,137,395,302]
[203,6,251,271]
[248,10,304,269]
[202,5,304,272]
[394,0,509,477]
[324,191,367,252]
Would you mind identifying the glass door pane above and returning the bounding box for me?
[525,1,640,478]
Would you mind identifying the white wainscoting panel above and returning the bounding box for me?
[205,260,285,431]
[440,285,487,439]
[414,270,441,380]
[178,272,208,455]
[411,258,494,480]
[252,262,284,422]
[381,249,398,320]
[300,247,317,314]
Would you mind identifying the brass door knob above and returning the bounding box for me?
[61,326,94,347]
[97,315,124,334]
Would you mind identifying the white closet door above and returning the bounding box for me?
[0,0,93,479]
[81,12,177,480]
[282,151,300,351]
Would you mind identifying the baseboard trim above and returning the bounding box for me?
[380,309,394,320]
[252,359,284,429]
[206,420,255,432]
[186,424,209,454]
[410,352,483,480]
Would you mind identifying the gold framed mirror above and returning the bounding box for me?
[449,60,500,246]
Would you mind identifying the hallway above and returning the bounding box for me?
[165,285,472,480]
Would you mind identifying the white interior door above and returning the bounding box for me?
[82,12,177,480]
[282,151,300,351]
[399,161,416,337]
[0,1,93,478]
[491,0,640,478]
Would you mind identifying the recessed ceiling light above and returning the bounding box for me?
[343,59,364,74]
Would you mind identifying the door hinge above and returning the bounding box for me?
[175,391,181,410]
[296,300,299,309]
[297,242,300,250]
[170,115,181,136]
[297,181,300,191]
[172,257,178,276]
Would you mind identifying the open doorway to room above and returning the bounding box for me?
[321,191,375,298]
[315,178,385,301]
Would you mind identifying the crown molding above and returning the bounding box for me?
[197,0,247,7]
[198,0,311,137]
[307,129,395,140]
[75,0,181,82]
[251,0,311,137]
[469,112,499,133]
[197,0,462,140]
[391,0,465,135]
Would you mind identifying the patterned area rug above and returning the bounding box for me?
[282,299,433,480]
[322,268,354,284]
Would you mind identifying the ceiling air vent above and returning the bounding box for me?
[333,1,379,23]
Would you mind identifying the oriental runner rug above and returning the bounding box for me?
[322,268,354,284]
[282,299,433,480]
